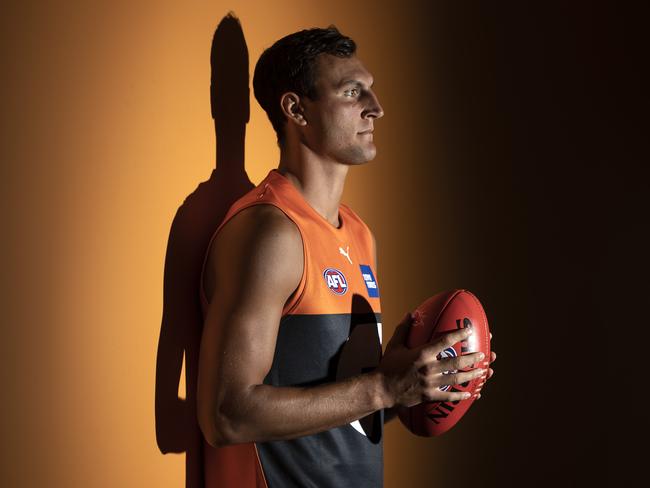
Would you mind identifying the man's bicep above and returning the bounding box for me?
[198,206,303,417]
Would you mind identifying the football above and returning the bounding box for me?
[397,289,491,436]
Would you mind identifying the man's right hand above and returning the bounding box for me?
[377,313,487,409]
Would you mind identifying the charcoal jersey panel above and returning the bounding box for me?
[199,169,383,488]
[257,312,384,488]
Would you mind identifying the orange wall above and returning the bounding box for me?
[1,1,611,487]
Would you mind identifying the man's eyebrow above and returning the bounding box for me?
[338,79,374,89]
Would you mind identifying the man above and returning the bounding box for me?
[197,26,493,487]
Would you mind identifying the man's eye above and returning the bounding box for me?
[345,88,359,97]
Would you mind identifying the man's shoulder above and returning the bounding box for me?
[216,203,302,254]
[234,203,299,233]
[205,203,304,300]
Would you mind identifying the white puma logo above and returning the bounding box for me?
[339,245,352,264]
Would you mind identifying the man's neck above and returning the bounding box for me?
[277,147,349,228]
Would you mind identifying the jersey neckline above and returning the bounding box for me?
[268,169,345,233]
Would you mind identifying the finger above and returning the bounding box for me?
[487,368,494,379]
[490,332,493,340]
[437,351,484,371]
[414,328,473,368]
[490,351,496,363]
[421,367,484,389]
[476,393,482,400]
[429,390,472,403]
[438,368,486,387]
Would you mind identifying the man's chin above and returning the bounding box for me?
[348,146,377,165]
[328,144,377,165]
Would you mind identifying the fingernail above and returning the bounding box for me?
[478,352,485,360]
[462,392,471,399]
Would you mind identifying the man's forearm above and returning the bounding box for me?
[215,370,388,445]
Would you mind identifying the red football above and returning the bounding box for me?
[397,289,491,436]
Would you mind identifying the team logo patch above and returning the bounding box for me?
[359,264,379,298]
[323,268,348,295]
[436,346,458,392]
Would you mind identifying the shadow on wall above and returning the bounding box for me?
[154,13,254,488]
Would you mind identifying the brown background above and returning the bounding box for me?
[1,1,624,487]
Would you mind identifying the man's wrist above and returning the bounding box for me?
[367,369,392,411]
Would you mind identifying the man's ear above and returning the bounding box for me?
[280,92,307,126]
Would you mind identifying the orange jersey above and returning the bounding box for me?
[199,169,383,487]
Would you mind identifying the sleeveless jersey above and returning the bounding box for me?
[199,168,384,488]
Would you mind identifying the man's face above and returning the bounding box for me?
[301,54,384,165]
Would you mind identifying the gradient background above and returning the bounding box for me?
[1,1,625,487]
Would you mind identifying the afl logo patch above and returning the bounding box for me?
[436,346,458,392]
[323,268,348,295]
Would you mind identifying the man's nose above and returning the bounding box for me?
[364,90,384,119]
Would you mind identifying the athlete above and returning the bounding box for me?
[197,26,494,487]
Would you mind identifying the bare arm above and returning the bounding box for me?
[197,205,386,447]
[197,205,486,447]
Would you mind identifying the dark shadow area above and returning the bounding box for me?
[403,2,620,487]
[155,12,254,488]
[334,293,383,443]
